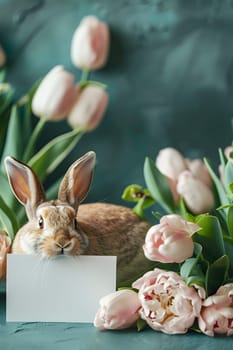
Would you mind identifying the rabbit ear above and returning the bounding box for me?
[58,151,96,210]
[4,157,46,220]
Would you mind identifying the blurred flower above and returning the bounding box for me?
[177,171,214,214]
[0,45,6,67]
[32,65,76,121]
[94,289,140,330]
[0,230,11,280]
[224,146,233,163]
[68,84,108,131]
[156,148,187,181]
[143,214,200,263]
[71,16,110,71]
[155,147,213,213]
[186,159,212,187]
[198,284,233,336]
[132,268,202,334]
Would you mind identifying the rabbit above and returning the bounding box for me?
[5,151,153,284]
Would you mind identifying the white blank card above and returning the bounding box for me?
[7,254,116,323]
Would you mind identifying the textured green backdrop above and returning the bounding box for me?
[1,1,233,349]
[1,0,233,205]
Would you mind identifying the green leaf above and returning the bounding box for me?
[1,105,22,169]
[122,184,155,219]
[143,157,175,213]
[0,86,14,114]
[23,118,46,163]
[229,182,233,195]
[204,158,228,207]
[218,148,226,168]
[122,184,147,202]
[0,69,6,83]
[224,241,233,278]
[206,255,230,295]
[0,194,19,240]
[227,206,233,239]
[137,318,147,332]
[180,258,198,279]
[180,257,205,288]
[224,161,233,194]
[133,196,155,219]
[194,215,225,263]
[0,170,13,205]
[28,128,84,182]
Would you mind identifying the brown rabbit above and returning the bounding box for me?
[5,152,153,284]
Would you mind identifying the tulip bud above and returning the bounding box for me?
[186,159,212,188]
[177,171,214,214]
[155,148,187,181]
[94,290,140,330]
[224,146,233,162]
[68,84,108,131]
[0,45,6,67]
[143,215,200,263]
[32,66,76,121]
[71,16,110,70]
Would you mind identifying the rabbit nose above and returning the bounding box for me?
[54,236,73,253]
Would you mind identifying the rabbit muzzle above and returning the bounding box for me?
[40,229,82,257]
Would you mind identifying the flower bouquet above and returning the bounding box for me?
[94,147,233,336]
[0,15,109,277]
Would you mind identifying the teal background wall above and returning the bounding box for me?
[1,0,233,206]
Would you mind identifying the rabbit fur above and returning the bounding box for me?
[5,152,153,283]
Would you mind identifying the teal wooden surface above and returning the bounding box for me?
[1,1,233,348]
[0,286,232,350]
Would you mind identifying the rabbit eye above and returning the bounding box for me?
[38,215,44,229]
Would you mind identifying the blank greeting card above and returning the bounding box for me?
[6,254,116,323]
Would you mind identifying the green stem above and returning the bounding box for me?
[23,118,46,163]
[81,69,90,82]
[223,235,233,245]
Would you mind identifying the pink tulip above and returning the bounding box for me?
[198,284,233,336]
[186,159,212,188]
[155,148,187,181]
[32,66,76,121]
[132,268,202,334]
[68,85,108,131]
[71,16,109,71]
[94,289,141,330]
[0,45,6,67]
[143,214,200,263]
[0,230,11,280]
[224,146,233,162]
[177,171,214,214]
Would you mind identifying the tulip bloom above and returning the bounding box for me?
[224,146,233,162]
[94,289,141,330]
[177,171,214,214]
[0,230,11,280]
[32,66,76,121]
[186,159,212,187]
[68,84,108,131]
[155,148,213,213]
[143,214,200,263]
[71,16,109,71]
[198,284,233,336]
[155,148,187,181]
[133,268,202,334]
[0,45,6,67]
